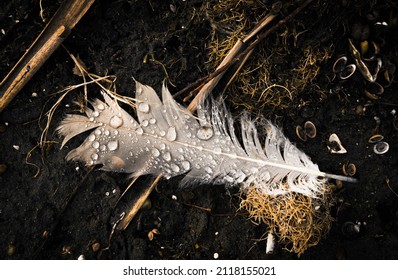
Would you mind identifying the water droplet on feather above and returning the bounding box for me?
[88,134,96,141]
[197,126,214,140]
[97,103,105,111]
[93,111,99,117]
[110,116,123,128]
[92,141,100,149]
[91,153,98,161]
[110,156,125,169]
[138,102,150,113]
[107,140,119,151]
[171,163,180,173]
[181,161,190,170]
[162,152,171,161]
[142,119,149,127]
[205,166,213,174]
[152,148,160,157]
[166,127,177,141]
[135,127,143,135]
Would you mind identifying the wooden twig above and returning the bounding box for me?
[186,13,277,112]
[179,0,315,110]
[0,0,95,113]
[117,174,162,231]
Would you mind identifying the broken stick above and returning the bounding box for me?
[0,0,95,113]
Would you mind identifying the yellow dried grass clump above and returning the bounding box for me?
[205,1,334,114]
[240,185,334,256]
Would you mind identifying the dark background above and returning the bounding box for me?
[1,0,397,259]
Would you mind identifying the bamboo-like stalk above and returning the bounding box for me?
[0,0,95,112]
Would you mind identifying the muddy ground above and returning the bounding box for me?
[1,0,398,260]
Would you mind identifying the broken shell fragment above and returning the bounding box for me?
[266,232,275,254]
[364,82,384,100]
[342,163,356,177]
[348,38,381,82]
[393,119,398,131]
[296,125,307,141]
[368,134,384,143]
[361,41,380,61]
[373,141,389,154]
[333,56,348,73]
[304,121,317,139]
[342,221,360,238]
[328,133,347,154]
[379,68,394,88]
[339,64,356,80]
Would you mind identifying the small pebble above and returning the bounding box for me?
[0,164,7,174]
[91,242,101,252]
[7,244,16,256]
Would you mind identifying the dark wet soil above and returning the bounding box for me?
[1,0,398,260]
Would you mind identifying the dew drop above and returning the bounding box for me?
[104,130,110,136]
[92,141,100,149]
[213,147,222,154]
[166,126,177,141]
[97,103,105,111]
[100,145,107,152]
[235,171,246,183]
[89,117,94,122]
[197,126,214,140]
[149,118,156,124]
[137,102,150,113]
[159,130,166,137]
[107,140,119,151]
[91,153,99,161]
[93,111,100,117]
[162,152,171,161]
[88,134,96,142]
[181,161,190,170]
[152,148,160,157]
[159,143,166,150]
[114,130,119,136]
[110,156,125,169]
[110,116,123,128]
[142,119,149,127]
[223,175,234,183]
[95,129,102,135]
[171,163,180,173]
[205,166,213,174]
[135,127,144,135]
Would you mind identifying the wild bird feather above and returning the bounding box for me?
[58,81,357,198]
